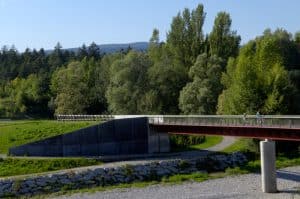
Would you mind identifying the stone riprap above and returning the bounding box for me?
[0,152,247,198]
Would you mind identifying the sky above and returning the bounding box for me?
[0,0,299,51]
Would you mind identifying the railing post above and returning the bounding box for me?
[260,139,277,193]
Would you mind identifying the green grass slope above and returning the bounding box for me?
[0,120,98,154]
[0,157,101,177]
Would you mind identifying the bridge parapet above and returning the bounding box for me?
[56,114,300,129]
[148,115,300,129]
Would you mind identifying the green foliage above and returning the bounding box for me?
[147,54,188,114]
[123,164,134,176]
[12,179,22,192]
[166,4,206,68]
[179,53,223,114]
[208,12,241,63]
[51,61,89,114]
[162,172,209,183]
[0,4,299,118]
[178,160,191,170]
[189,136,223,150]
[225,155,300,175]
[106,51,151,114]
[170,134,205,149]
[0,157,101,177]
[0,74,50,117]
[222,138,260,154]
[0,120,97,154]
[170,135,223,152]
[218,30,293,115]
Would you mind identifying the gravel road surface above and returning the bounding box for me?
[56,166,300,199]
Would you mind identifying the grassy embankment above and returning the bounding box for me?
[0,120,102,177]
[0,158,102,178]
[0,120,98,154]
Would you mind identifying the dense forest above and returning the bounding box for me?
[0,4,300,118]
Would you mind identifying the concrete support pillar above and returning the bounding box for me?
[260,139,277,193]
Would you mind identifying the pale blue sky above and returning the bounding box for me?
[0,0,299,51]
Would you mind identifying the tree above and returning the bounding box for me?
[84,57,109,114]
[147,54,188,114]
[208,12,240,64]
[0,74,49,117]
[179,53,223,114]
[166,4,206,68]
[78,44,88,60]
[88,42,101,59]
[51,61,89,114]
[218,32,292,115]
[48,42,65,71]
[148,28,162,62]
[106,51,151,114]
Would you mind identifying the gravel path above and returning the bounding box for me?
[56,166,300,199]
[205,136,236,151]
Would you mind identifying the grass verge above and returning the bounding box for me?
[221,138,250,153]
[0,120,98,154]
[172,135,223,152]
[189,136,223,150]
[0,157,102,178]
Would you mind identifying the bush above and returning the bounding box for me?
[178,160,191,170]
[170,135,205,149]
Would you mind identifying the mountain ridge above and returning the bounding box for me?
[46,42,149,54]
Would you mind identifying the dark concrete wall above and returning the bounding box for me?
[9,117,149,157]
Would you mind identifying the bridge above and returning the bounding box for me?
[57,114,300,141]
[56,114,300,193]
[11,114,299,193]
[147,115,300,141]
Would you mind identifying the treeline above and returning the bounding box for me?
[0,4,300,118]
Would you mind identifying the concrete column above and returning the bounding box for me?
[260,139,277,193]
[158,133,170,152]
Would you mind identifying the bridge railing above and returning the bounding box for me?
[147,115,300,129]
[56,114,114,121]
[56,114,300,129]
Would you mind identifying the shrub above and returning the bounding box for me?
[170,135,205,149]
[178,160,191,170]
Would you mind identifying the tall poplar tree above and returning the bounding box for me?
[208,12,240,65]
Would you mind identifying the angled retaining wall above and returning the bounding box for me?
[9,117,149,157]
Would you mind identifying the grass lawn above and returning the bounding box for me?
[0,157,102,177]
[0,120,99,154]
[222,138,250,153]
[189,136,223,150]
[172,135,223,152]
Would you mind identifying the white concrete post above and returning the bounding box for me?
[260,139,277,193]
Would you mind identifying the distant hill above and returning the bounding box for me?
[46,42,149,54]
